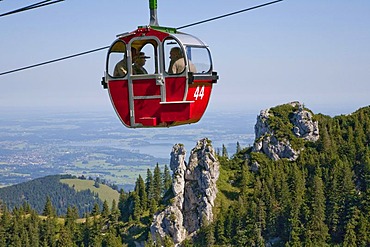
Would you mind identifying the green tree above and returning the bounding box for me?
[118,188,127,220]
[28,209,41,247]
[43,196,56,217]
[153,163,163,203]
[0,204,11,246]
[146,169,154,208]
[40,214,58,247]
[102,228,122,247]
[222,144,228,158]
[91,203,100,216]
[57,225,74,247]
[163,164,172,193]
[135,175,148,211]
[110,199,120,224]
[132,191,142,220]
[214,211,226,244]
[286,164,305,246]
[304,171,329,246]
[343,206,359,247]
[101,200,110,218]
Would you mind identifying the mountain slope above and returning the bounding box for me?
[0,174,119,216]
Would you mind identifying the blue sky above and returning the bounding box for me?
[1,0,370,116]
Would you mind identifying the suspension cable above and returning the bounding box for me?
[0,0,64,18]
[177,0,283,30]
[0,46,109,76]
[0,0,283,76]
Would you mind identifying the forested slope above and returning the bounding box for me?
[0,174,109,216]
[0,105,369,246]
[207,105,370,246]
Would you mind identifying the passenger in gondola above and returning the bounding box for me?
[113,58,127,77]
[168,47,196,74]
[113,48,137,77]
[132,52,149,75]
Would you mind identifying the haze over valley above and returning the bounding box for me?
[0,110,255,190]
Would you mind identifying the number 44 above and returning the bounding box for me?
[193,86,205,100]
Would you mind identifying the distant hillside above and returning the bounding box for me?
[61,178,120,208]
[0,174,119,216]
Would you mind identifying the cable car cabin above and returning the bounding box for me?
[101,26,218,128]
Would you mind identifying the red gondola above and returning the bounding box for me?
[101,1,218,128]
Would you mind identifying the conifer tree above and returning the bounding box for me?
[149,198,157,216]
[28,209,41,247]
[343,206,359,247]
[355,213,370,246]
[101,200,110,218]
[102,228,122,247]
[304,171,329,246]
[118,188,127,220]
[325,160,341,242]
[43,196,56,217]
[41,214,58,247]
[214,211,226,244]
[132,191,142,220]
[82,214,91,247]
[163,164,172,193]
[91,203,100,216]
[58,225,75,247]
[286,164,305,245]
[66,206,80,245]
[222,144,228,158]
[135,175,148,211]
[0,204,11,246]
[90,214,103,246]
[110,199,120,224]
[153,163,163,203]
[20,227,31,247]
[146,169,154,208]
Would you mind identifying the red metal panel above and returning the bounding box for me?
[185,81,213,122]
[132,78,160,96]
[164,76,187,102]
[108,80,130,127]
[133,98,160,126]
[160,102,191,122]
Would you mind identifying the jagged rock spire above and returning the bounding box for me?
[150,138,220,245]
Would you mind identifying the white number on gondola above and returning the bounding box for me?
[194,86,205,100]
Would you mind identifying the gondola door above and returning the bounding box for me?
[128,37,164,127]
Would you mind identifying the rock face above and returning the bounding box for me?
[253,102,319,161]
[291,106,320,142]
[150,138,220,245]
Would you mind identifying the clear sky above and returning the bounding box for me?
[1,0,370,116]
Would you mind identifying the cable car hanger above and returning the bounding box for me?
[0,0,283,76]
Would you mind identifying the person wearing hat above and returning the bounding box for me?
[132,52,150,75]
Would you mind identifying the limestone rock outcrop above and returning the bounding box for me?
[150,138,220,245]
[253,101,319,161]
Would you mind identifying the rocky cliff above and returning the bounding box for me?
[150,138,220,245]
[252,101,319,161]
